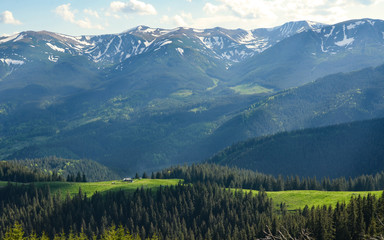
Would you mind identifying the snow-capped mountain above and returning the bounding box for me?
[314,19,384,53]
[232,18,384,90]
[1,18,384,93]
[0,20,325,68]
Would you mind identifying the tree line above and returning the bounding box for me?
[8,157,120,182]
[157,163,384,191]
[0,161,87,183]
[1,181,384,239]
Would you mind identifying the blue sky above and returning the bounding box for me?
[1,0,384,36]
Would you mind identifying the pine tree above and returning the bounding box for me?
[4,222,25,240]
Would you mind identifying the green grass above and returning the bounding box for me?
[2,180,382,210]
[171,90,193,97]
[189,106,207,113]
[230,83,273,95]
[206,78,219,91]
[0,179,181,197]
[0,181,8,187]
[241,189,383,211]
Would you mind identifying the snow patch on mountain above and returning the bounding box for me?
[347,21,364,30]
[198,37,224,49]
[0,34,20,44]
[48,55,59,63]
[0,58,25,65]
[46,43,65,53]
[324,26,335,38]
[160,40,172,47]
[367,20,375,26]
[57,34,93,46]
[144,40,154,47]
[237,31,256,44]
[115,36,123,53]
[176,48,184,56]
[335,25,354,47]
[13,34,24,42]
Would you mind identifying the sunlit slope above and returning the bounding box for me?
[239,189,383,211]
[0,179,181,197]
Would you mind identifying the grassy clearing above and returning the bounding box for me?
[0,179,181,197]
[230,83,273,95]
[206,78,219,91]
[189,106,207,113]
[240,189,383,211]
[171,90,193,97]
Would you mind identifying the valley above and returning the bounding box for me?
[1,17,384,239]
[1,18,384,175]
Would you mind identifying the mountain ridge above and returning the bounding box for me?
[1,18,384,174]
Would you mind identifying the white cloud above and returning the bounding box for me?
[199,0,384,28]
[55,4,104,30]
[55,4,76,22]
[161,15,170,23]
[176,12,193,26]
[203,3,227,15]
[0,11,22,25]
[174,15,188,26]
[110,0,157,15]
[161,12,195,27]
[84,9,100,18]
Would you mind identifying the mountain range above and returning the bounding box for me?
[1,18,384,175]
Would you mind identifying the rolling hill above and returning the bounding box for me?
[208,117,384,178]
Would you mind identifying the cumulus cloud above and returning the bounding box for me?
[0,11,22,25]
[161,12,193,27]
[110,0,157,15]
[55,4,104,29]
[84,9,100,18]
[203,3,227,15]
[55,4,75,22]
[200,0,383,28]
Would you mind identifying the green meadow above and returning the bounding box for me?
[0,179,181,197]
[2,180,383,211]
[241,189,384,211]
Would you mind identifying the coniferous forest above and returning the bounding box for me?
[0,164,384,239]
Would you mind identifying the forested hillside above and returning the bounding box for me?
[207,117,384,178]
[204,64,384,160]
[7,157,120,181]
[1,181,384,240]
[0,157,119,182]
[160,164,384,191]
[0,161,64,182]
